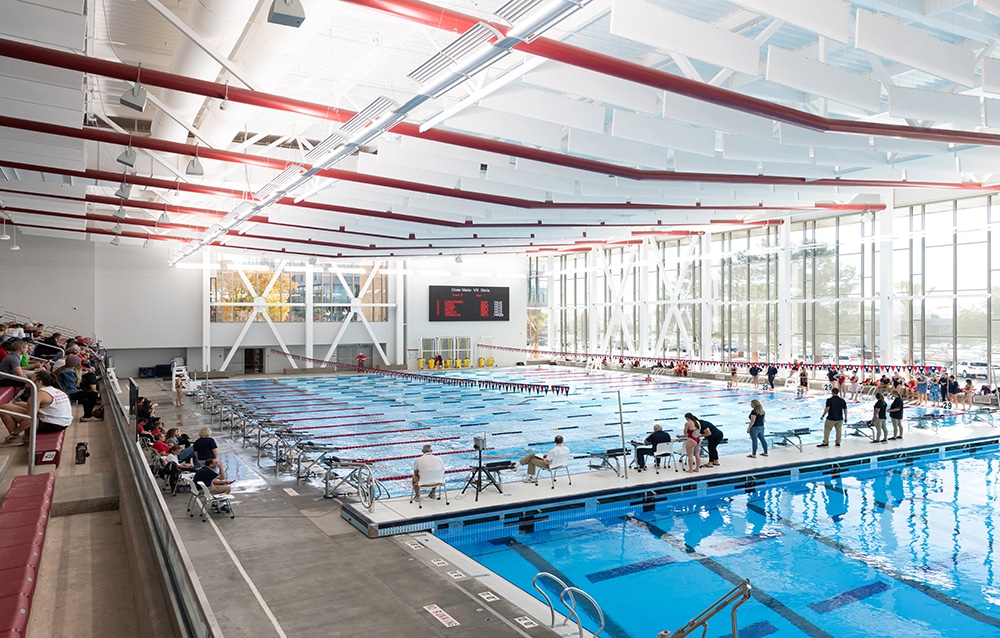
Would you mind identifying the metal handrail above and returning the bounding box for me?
[531,572,605,637]
[658,579,752,638]
[108,371,223,637]
[0,371,38,475]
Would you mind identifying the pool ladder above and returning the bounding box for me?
[531,572,604,638]
[658,579,752,638]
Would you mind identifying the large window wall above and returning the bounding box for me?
[532,195,1000,378]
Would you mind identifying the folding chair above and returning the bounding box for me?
[410,466,449,508]
[538,462,572,489]
[188,481,236,521]
[653,441,680,473]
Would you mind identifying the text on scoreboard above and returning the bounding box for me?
[429,286,509,322]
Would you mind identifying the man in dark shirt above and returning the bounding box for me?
[748,364,761,389]
[193,458,232,495]
[766,365,778,389]
[888,391,905,440]
[635,423,671,470]
[818,387,848,447]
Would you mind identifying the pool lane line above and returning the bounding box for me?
[310,426,431,439]
[624,515,833,638]
[488,537,632,638]
[281,419,407,431]
[745,502,1000,630]
[334,436,460,450]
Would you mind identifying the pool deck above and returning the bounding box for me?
[154,375,1000,638]
[346,412,998,536]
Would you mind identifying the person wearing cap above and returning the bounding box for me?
[412,444,445,499]
[55,354,100,420]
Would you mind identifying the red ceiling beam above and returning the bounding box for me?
[341,0,1000,148]
[0,38,989,192]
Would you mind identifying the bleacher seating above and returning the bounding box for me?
[31,431,65,467]
[0,473,55,637]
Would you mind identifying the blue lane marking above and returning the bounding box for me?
[808,581,891,614]
[520,418,542,422]
[715,620,779,638]
[567,414,592,418]
[586,555,678,583]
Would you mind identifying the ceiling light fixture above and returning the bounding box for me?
[110,236,120,246]
[119,64,148,112]
[0,217,8,241]
[113,205,127,219]
[158,212,171,224]
[114,181,132,200]
[143,237,150,248]
[10,227,18,251]
[112,222,122,235]
[116,144,137,167]
[186,156,204,177]
[268,0,305,27]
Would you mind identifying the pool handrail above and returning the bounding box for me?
[531,572,605,637]
[658,578,751,638]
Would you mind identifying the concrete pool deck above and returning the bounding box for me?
[146,373,999,638]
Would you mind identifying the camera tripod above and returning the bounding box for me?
[461,446,505,502]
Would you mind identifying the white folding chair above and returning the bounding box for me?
[410,466,449,508]
[538,462,572,489]
[653,441,680,473]
[188,481,236,521]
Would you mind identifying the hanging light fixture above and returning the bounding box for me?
[110,236,120,246]
[119,64,148,112]
[10,226,19,251]
[112,222,123,235]
[186,145,204,176]
[0,217,9,241]
[158,212,171,224]
[113,205,127,219]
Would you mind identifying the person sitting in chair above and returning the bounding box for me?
[635,423,671,471]
[412,444,445,499]
[193,458,232,494]
[519,435,570,484]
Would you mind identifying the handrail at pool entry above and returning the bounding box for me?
[531,572,605,637]
[658,579,751,638]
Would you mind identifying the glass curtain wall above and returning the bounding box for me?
[534,195,1000,378]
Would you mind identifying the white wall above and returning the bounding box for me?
[0,234,530,376]
[404,255,527,367]
[0,232,97,337]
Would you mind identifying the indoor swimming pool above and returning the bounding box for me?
[211,367,956,495]
[437,441,1000,638]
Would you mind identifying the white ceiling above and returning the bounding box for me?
[1,0,999,261]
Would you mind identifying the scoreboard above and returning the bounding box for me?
[429,286,509,322]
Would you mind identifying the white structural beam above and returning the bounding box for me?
[610,0,759,76]
[765,45,883,113]
[855,9,975,87]
[730,0,852,44]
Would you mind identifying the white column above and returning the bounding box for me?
[638,240,650,357]
[700,233,712,361]
[588,248,600,351]
[305,262,314,368]
[201,249,212,373]
[879,194,895,365]
[394,265,405,366]
[777,223,792,362]
[545,255,555,351]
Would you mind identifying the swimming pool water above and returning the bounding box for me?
[438,447,1000,638]
[211,367,957,494]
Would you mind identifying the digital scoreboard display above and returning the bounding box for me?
[429,286,509,322]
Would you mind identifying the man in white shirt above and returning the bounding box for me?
[412,444,445,499]
[518,435,570,484]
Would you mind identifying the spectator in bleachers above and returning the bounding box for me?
[32,331,62,360]
[55,355,100,421]
[150,433,170,456]
[0,370,73,445]
[0,340,30,386]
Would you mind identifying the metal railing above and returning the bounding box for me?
[658,579,752,638]
[0,371,38,474]
[105,369,223,637]
[531,572,605,638]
